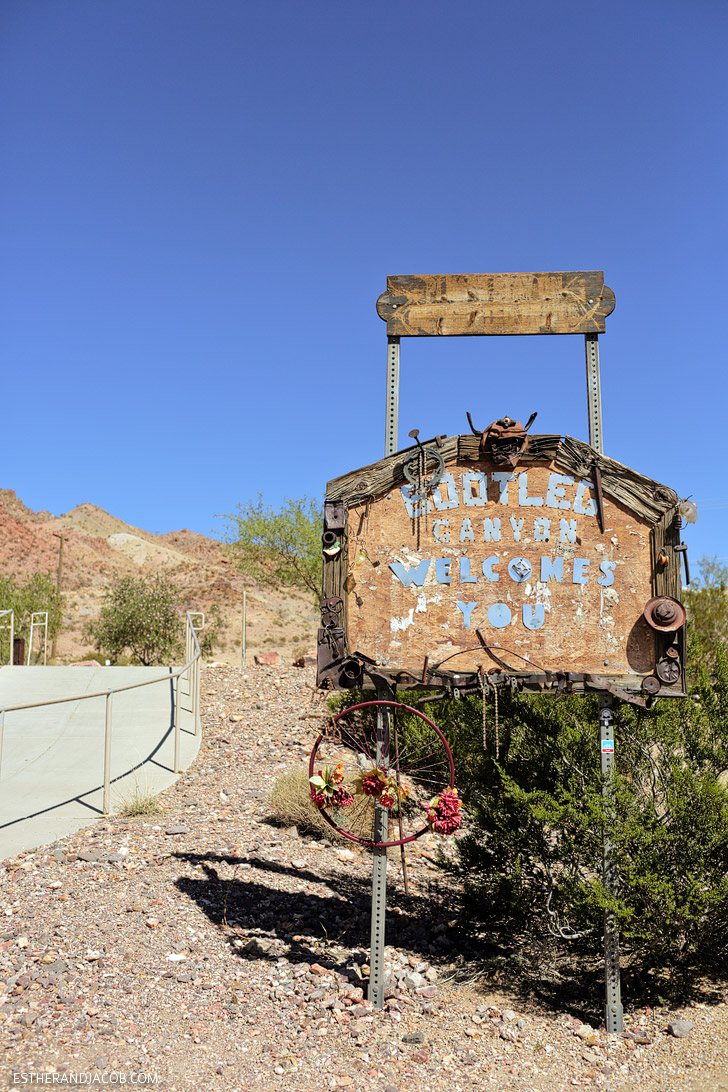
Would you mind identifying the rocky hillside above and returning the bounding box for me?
[0,489,317,665]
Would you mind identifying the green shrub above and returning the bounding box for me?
[85,574,183,666]
[0,573,63,662]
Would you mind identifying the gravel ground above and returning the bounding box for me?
[2,664,728,1091]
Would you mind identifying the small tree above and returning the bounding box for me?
[86,575,183,665]
[684,556,728,664]
[219,493,322,599]
[0,573,63,660]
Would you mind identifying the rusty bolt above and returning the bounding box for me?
[653,600,678,626]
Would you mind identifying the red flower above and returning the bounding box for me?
[311,789,328,808]
[360,771,385,797]
[332,787,353,807]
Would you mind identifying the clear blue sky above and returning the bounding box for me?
[2,0,726,567]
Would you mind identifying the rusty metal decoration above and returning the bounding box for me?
[643,596,687,633]
[466,411,537,468]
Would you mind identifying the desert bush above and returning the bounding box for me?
[330,662,728,980]
[85,574,183,666]
[269,765,346,841]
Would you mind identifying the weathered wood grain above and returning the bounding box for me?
[328,434,679,524]
[342,459,655,677]
[376,272,616,336]
[327,435,459,504]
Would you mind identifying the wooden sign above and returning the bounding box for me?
[376,271,616,337]
[319,432,684,700]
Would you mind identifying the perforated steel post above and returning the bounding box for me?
[585,333,604,454]
[385,336,400,457]
[599,693,623,1033]
[368,686,391,1009]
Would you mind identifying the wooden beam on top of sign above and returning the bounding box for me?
[327,432,678,525]
[376,272,616,337]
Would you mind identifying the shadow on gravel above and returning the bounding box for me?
[173,849,465,972]
[172,850,728,1021]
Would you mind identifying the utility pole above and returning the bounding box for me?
[51,532,65,661]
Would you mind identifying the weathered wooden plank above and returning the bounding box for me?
[328,433,678,523]
[376,272,616,337]
[458,433,561,463]
[327,435,459,503]
[343,459,654,678]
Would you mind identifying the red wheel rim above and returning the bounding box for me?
[308,700,455,848]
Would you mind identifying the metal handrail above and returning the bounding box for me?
[0,611,204,814]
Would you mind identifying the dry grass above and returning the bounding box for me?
[116,787,162,817]
[269,766,347,842]
[269,765,405,852]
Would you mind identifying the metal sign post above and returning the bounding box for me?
[599,694,624,1033]
[310,271,685,1029]
[368,682,391,1009]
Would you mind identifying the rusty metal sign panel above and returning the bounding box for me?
[318,431,685,702]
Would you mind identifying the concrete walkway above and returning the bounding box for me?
[0,665,201,859]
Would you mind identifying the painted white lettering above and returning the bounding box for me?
[435,558,452,584]
[509,516,525,541]
[432,518,450,543]
[573,479,597,517]
[488,602,512,628]
[540,557,564,583]
[456,601,477,627]
[459,517,475,543]
[572,557,591,584]
[598,560,616,587]
[483,517,501,542]
[534,516,550,542]
[482,556,500,582]
[518,470,543,507]
[522,604,546,630]
[462,471,487,507]
[431,472,459,511]
[492,471,516,504]
[459,557,477,583]
[559,518,577,543]
[545,473,574,510]
[389,559,431,587]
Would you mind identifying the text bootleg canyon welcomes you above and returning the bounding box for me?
[390,468,616,632]
[344,459,655,675]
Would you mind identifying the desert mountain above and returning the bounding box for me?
[0,489,317,664]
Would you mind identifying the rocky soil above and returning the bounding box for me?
[2,665,728,1091]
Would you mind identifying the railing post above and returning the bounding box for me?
[194,656,201,737]
[173,673,181,772]
[0,707,5,781]
[103,690,114,814]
